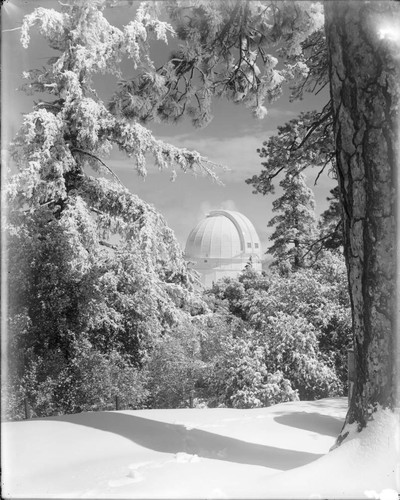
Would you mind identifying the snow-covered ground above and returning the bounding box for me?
[1,398,398,499]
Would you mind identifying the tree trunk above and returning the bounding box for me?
[325,0,400,434]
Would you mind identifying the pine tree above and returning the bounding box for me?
[267,170,317,270]
[325,0,399,434]
[246,108,335,197]
[317,186,343,251]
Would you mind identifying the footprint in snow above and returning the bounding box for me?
[108,453,202,488]
[108,462,153,487]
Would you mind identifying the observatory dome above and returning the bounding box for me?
[185,210,262,287]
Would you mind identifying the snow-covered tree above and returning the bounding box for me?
[266,170,317,270]
[248,110,343,266]
[6,182,207,416]
[5,0,216,418]
[145,317,208,408]
[247,107,339,266]
[205,260,349,402]
[247,108,335,196]
[208,330,299,409]
[11,0,218,203]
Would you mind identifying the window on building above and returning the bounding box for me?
[247,242,251,248]
[255,243,259,248]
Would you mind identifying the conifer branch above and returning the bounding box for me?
[71,149,123,186]
[302,221,342,260]
[266,165,286,182]
[290,109,332,152]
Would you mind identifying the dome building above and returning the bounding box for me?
[184,210,262,287]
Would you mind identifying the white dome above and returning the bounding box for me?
[185,210,262,287]
[185,210,261,259]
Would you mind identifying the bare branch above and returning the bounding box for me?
[314,80,329,96]
[2,27,22,33]
[314,157,333,186]
[23,199,57,213]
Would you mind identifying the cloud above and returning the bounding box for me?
[108,131,274,184]
[197,199,238,219]
[220,199,237,211]
[199,200,213,218]
[155,132,274,183]
[266,107,298,118]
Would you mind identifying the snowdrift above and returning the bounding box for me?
[1,398,398,499]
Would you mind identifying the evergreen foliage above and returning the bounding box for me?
[246,104,342,268]
[317,186,343,251]
[267,170,317,270]
[247,107,334,197]
[5,0,215,418]
[5,186,204,417]
[5,0,375,424]
[109,1,325,127]
[145,318,207,409]
[202,255,351,406]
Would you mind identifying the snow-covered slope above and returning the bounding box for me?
[1,398,398,499]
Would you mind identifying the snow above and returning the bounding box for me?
[1,398,398,499]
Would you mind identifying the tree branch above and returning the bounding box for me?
[23,199,57,213]
[266,165,286,182]
[314,156,333,186]
[99,240,118,250]
[90,206,103,215]
[290,108,332,152]
[71,148,123,186]
[302,221,342,260]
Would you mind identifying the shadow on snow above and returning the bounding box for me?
[273,412,344,437]
[33,411,326,471]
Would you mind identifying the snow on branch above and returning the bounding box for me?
[15,0,222,194]
[78,175,187,275]
[112,121,223,182]
[20,7,68,51]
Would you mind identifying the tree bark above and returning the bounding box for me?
[325,0,400,433]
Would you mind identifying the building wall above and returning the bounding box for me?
[189,255,262,287]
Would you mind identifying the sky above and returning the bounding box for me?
[2,0,335,253]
